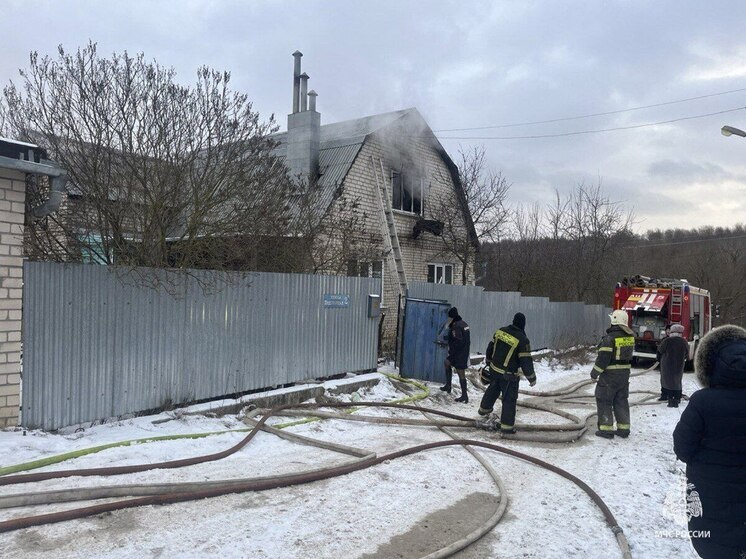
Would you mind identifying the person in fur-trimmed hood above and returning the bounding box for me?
[673,325,746,559]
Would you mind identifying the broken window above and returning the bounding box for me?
[391,171,423,215]
[427,263,453,284]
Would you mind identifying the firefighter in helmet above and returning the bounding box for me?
[591,309,635,439]
[478,312,536,434]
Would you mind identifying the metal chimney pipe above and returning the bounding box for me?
[308,90,318,112]
[300,72,309,111]
[292,51,302,114]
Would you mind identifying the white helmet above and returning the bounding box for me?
[609,309,629,327]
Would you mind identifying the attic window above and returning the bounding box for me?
[391,171,423,215]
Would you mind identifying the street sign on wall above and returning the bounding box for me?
[324,293,350,308]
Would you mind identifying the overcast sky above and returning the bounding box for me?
[3,0,746,232]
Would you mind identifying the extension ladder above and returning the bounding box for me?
[371,156,408,298]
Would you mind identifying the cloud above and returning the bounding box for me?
[647,159,746,183]
[3,0,746,233]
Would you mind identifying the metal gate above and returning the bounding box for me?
[399,298,450,382]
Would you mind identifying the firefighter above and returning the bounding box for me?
[591,309,635,439]
[478,312,536,434]
[440,307,471,403]
[656,323,688,407]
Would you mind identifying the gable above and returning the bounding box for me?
[275,107,478,250]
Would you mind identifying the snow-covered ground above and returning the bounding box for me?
[0,355,700,559]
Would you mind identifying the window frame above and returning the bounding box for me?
[427,263,454,285]
[77,232,113,265]
[390,170,424,216]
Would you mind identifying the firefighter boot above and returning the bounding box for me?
[595,430,615,439]
[455,378,469,403]
[440,366,452,393]
[657,388,669,402]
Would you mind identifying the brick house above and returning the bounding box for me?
[275,52,478,348]
[15,53,478,354]
[0,138,66,427]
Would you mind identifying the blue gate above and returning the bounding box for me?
[400,298,451,381]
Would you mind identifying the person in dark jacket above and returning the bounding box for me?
[673,325,746,559]
[440,307,471,403]
[656,323,689,407]
[478,312,536,434]
[591,310,635,439]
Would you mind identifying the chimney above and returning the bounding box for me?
[292,51,302,114]
[299,72,309,111]
[287,52,320,184]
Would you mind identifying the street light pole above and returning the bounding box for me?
[721,125,746,137]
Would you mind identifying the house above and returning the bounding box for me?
[0,137,66,427]
[273,52,478,348]
[17,53,479,352]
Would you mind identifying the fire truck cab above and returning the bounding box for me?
[613,275,711,364]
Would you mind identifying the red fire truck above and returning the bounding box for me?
[613,275,712,364]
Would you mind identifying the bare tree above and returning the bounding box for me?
[2,43,292,281]
[433,145,511,283]
[551,181,635,301]
[483,179,635,304]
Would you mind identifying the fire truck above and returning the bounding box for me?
[613,275,712,364]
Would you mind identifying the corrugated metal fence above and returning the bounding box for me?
[407,282,611,353]
[22,262,380,430]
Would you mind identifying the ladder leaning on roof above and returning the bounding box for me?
[371,156,408,298]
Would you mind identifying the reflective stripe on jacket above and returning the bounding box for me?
[593,324,635,375]
[485,324,536,381]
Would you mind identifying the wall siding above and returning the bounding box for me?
[407,282,611,353]
[335,135,474,351]
[22,263,381,430]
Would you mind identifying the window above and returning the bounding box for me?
[78,233,112,265]
[427,263,453,284]
[347,260,384,303]
[391,171,424,215]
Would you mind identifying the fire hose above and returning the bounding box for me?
[0,417,633,559]
[0,365,664,558]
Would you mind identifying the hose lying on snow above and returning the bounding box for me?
[0,403,474,487]
[0,374,431,478]
[0,409,375,510]
[0,433,633,559]
[519,361,660,398]
[0,377,650,558]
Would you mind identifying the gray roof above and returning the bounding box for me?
[272,107,416,191]
[273,108,420,227]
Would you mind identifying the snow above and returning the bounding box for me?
[0,355,701,559]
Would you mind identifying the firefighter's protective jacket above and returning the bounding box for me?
[591,324,635,378]
[485,324,536,382]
